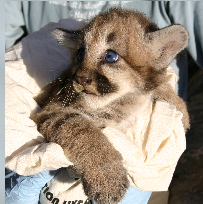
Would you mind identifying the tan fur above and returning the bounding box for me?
[34,8,190,203]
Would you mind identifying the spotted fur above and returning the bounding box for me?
[34,8,190,204]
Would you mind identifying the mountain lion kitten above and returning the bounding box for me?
[34,8,190,204]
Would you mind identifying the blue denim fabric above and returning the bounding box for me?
[5,169,152,204]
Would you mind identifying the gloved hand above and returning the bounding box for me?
[5,168,152,204]
[92,187,152,204]
[5,169,59,204]
[119,187,152,204]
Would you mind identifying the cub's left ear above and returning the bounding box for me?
[51,28,81,50]
[147,25,189,69]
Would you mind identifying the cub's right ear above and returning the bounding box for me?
[146,25,189,69]
[51,28,81,49]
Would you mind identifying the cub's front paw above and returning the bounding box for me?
[81,163,129,204]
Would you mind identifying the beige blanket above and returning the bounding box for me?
[5,19,186,194]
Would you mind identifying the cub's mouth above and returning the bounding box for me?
[83,90,96,95]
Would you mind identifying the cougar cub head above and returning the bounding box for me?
[52,8,189,109]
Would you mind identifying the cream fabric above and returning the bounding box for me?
[5,19,186,195]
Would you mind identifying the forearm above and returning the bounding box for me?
[36,102,123,168]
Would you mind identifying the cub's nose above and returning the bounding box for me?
[76,76,92,86]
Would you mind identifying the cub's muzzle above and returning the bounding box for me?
[76,76,92,86]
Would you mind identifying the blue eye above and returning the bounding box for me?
[77,48,85,62]
[105,51,119,63]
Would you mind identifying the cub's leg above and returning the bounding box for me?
[153,83,190,131]
[36,102,129,204]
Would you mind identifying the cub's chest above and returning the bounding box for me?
[80,92,153,132]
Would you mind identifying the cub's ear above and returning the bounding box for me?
[147,25,189,69]
[51,28,81,50]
